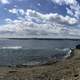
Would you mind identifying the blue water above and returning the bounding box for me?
[0,39,79,66]
[0,39,79,49]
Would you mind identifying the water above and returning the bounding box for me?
[0,39,79,66]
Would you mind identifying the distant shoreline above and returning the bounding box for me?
[0,37,80,40]
[6,38,80,40]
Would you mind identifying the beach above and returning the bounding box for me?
[0,49,79,80]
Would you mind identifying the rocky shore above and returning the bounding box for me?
[0,49,80,80]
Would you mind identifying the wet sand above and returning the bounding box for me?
[0,49,80,80]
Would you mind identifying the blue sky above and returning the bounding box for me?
[0,0,80,38]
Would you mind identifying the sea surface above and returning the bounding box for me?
[0,39,79,66]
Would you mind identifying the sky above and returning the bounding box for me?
[0,0,80,38]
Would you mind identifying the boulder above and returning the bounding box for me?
[76,44,80,49]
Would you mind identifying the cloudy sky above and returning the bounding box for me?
[0,0,80,38]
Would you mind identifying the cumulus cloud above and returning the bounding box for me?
[51,0,80,19]
[9,9,78,25]
[5,18,13,23]
[0,21,64,37]
[0,0,10,4]
[0,0,23,4]
[1,9,78,38]
[26,9,78,25]
[0,0,79,38]
[9,8,17,14]
[9,8,25,16]
[2,19,80,38]
[66,8,74,16]
[51,0,77,5]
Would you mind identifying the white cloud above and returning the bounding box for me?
[8,9,78,25]
[26,9,78,25]
[9,8,25,16]
[2,19,80,38]
[18,9,25,15]
[2,9,79,38]
[9,8,18,14]
[66,8,74,16]
[51,0,77,5]
[5,18,12,23]
[51,0,80,19]
[0,0,79,38]
[37,3,41,6]
[70,4,80,19]
[0,21,63,37]
[0,0,10,4]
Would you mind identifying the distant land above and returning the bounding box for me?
[6,38,80,41]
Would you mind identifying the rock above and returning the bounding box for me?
[8,70,18,73]
[76,44,80,49]
[74,74,79,77]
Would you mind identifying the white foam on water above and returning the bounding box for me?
[55,48,72,59]
[1,46,22,49]
[55,48,70,51]
[64,49,72,58]
[62,48,70,51]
